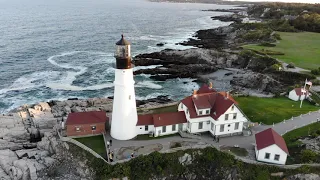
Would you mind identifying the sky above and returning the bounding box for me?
[226,0,319,3]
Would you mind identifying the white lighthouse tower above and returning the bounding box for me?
[110,35,138,140]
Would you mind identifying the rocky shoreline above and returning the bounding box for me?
[133,7,316,96]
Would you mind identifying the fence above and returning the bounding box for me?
[57,129,108,163]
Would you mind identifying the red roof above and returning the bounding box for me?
[192,95,212,109]
[137,114,154,126]
[294,88,309,96]
[181,86,237,120]
[197,84,216,94]
[66,111,108,125]
[255,128,289,155]
[153,112,187,127]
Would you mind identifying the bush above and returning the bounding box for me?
[300,149,318,163]
[311,68,320,75]
[287,62,295,68]
[258,42,276,47]
[170,142,182,149]
[273,33,282,40]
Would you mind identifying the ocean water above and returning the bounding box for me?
[0,0,234,113]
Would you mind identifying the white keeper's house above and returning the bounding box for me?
[136,83,249,137]
[255,128,289,165]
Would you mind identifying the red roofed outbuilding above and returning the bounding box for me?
[255,128,289,165]
[288,88,310,101]
[66,111,108,137]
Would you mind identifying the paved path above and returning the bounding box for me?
[104,109,320,162]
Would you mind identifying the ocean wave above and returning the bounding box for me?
[46,82,114,91]
[0,71,61,95]
[136,73,151,78]
[135,81,162,89]
[133,65,162,71]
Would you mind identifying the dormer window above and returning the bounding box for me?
[231,105,234,111]
[206,110,209,114]
[199,110,202,115]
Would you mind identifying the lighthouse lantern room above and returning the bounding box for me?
[110,35,138,140]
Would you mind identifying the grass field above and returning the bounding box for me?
[75,135,106,156]
[243,32,320,70]
[235,96,320,125]
[138,104,178,114]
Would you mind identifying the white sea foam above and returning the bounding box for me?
[45,51,115,91]
[135,81,162,89]
[133,65,162,71]
[0,71,61,95]
[137,74,151,78]
[46,83,114,91]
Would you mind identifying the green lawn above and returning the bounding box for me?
[243,32,320,70]
[144,104,178,114]
[75,135,106,156]
[235,96,320,125]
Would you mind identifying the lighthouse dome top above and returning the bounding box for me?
[116,34,130,45]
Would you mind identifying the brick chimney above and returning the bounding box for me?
[227,92,229,99]
[209,82,213,89]
[193,90,197,96]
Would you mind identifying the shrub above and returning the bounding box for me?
[311,68,320,75]
[287,62,295,68]
[170,142,182,149]
[300,149,318,163]
[258,42,276,47]
[273,33,282,40]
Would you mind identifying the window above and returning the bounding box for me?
[129,95,131,100]
[75,127,80,132]
[186,109,189,114]
[172,124,176,131]
[206,121,210,124]
[206,110,209,114]
[198,122,203,129]
[211,122,214,131]
[220,124,224,132]
[274,154,280,161]
[225,114,229,120]
[162,126,166,133]
[187,122,191,129]
[181,103,183,109]
[265,153,270,159]
[233,113,237,119]
[145,125,148,131]
[199,110,202,115]
[91,126,96,130]
[235,122,239,130]
[228,124,231,127]
[231,106,234,111]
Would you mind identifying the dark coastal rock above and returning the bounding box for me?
[211,14,243,23]
[202,8,246,13]
[136,95,173,106]
[178,26,234,49]
[156,42,166,46]
[231,72,283,93]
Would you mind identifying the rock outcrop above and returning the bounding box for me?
[287,173,320,180]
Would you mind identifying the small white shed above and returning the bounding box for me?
[255,128,289,165]
[288,88,309,101]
